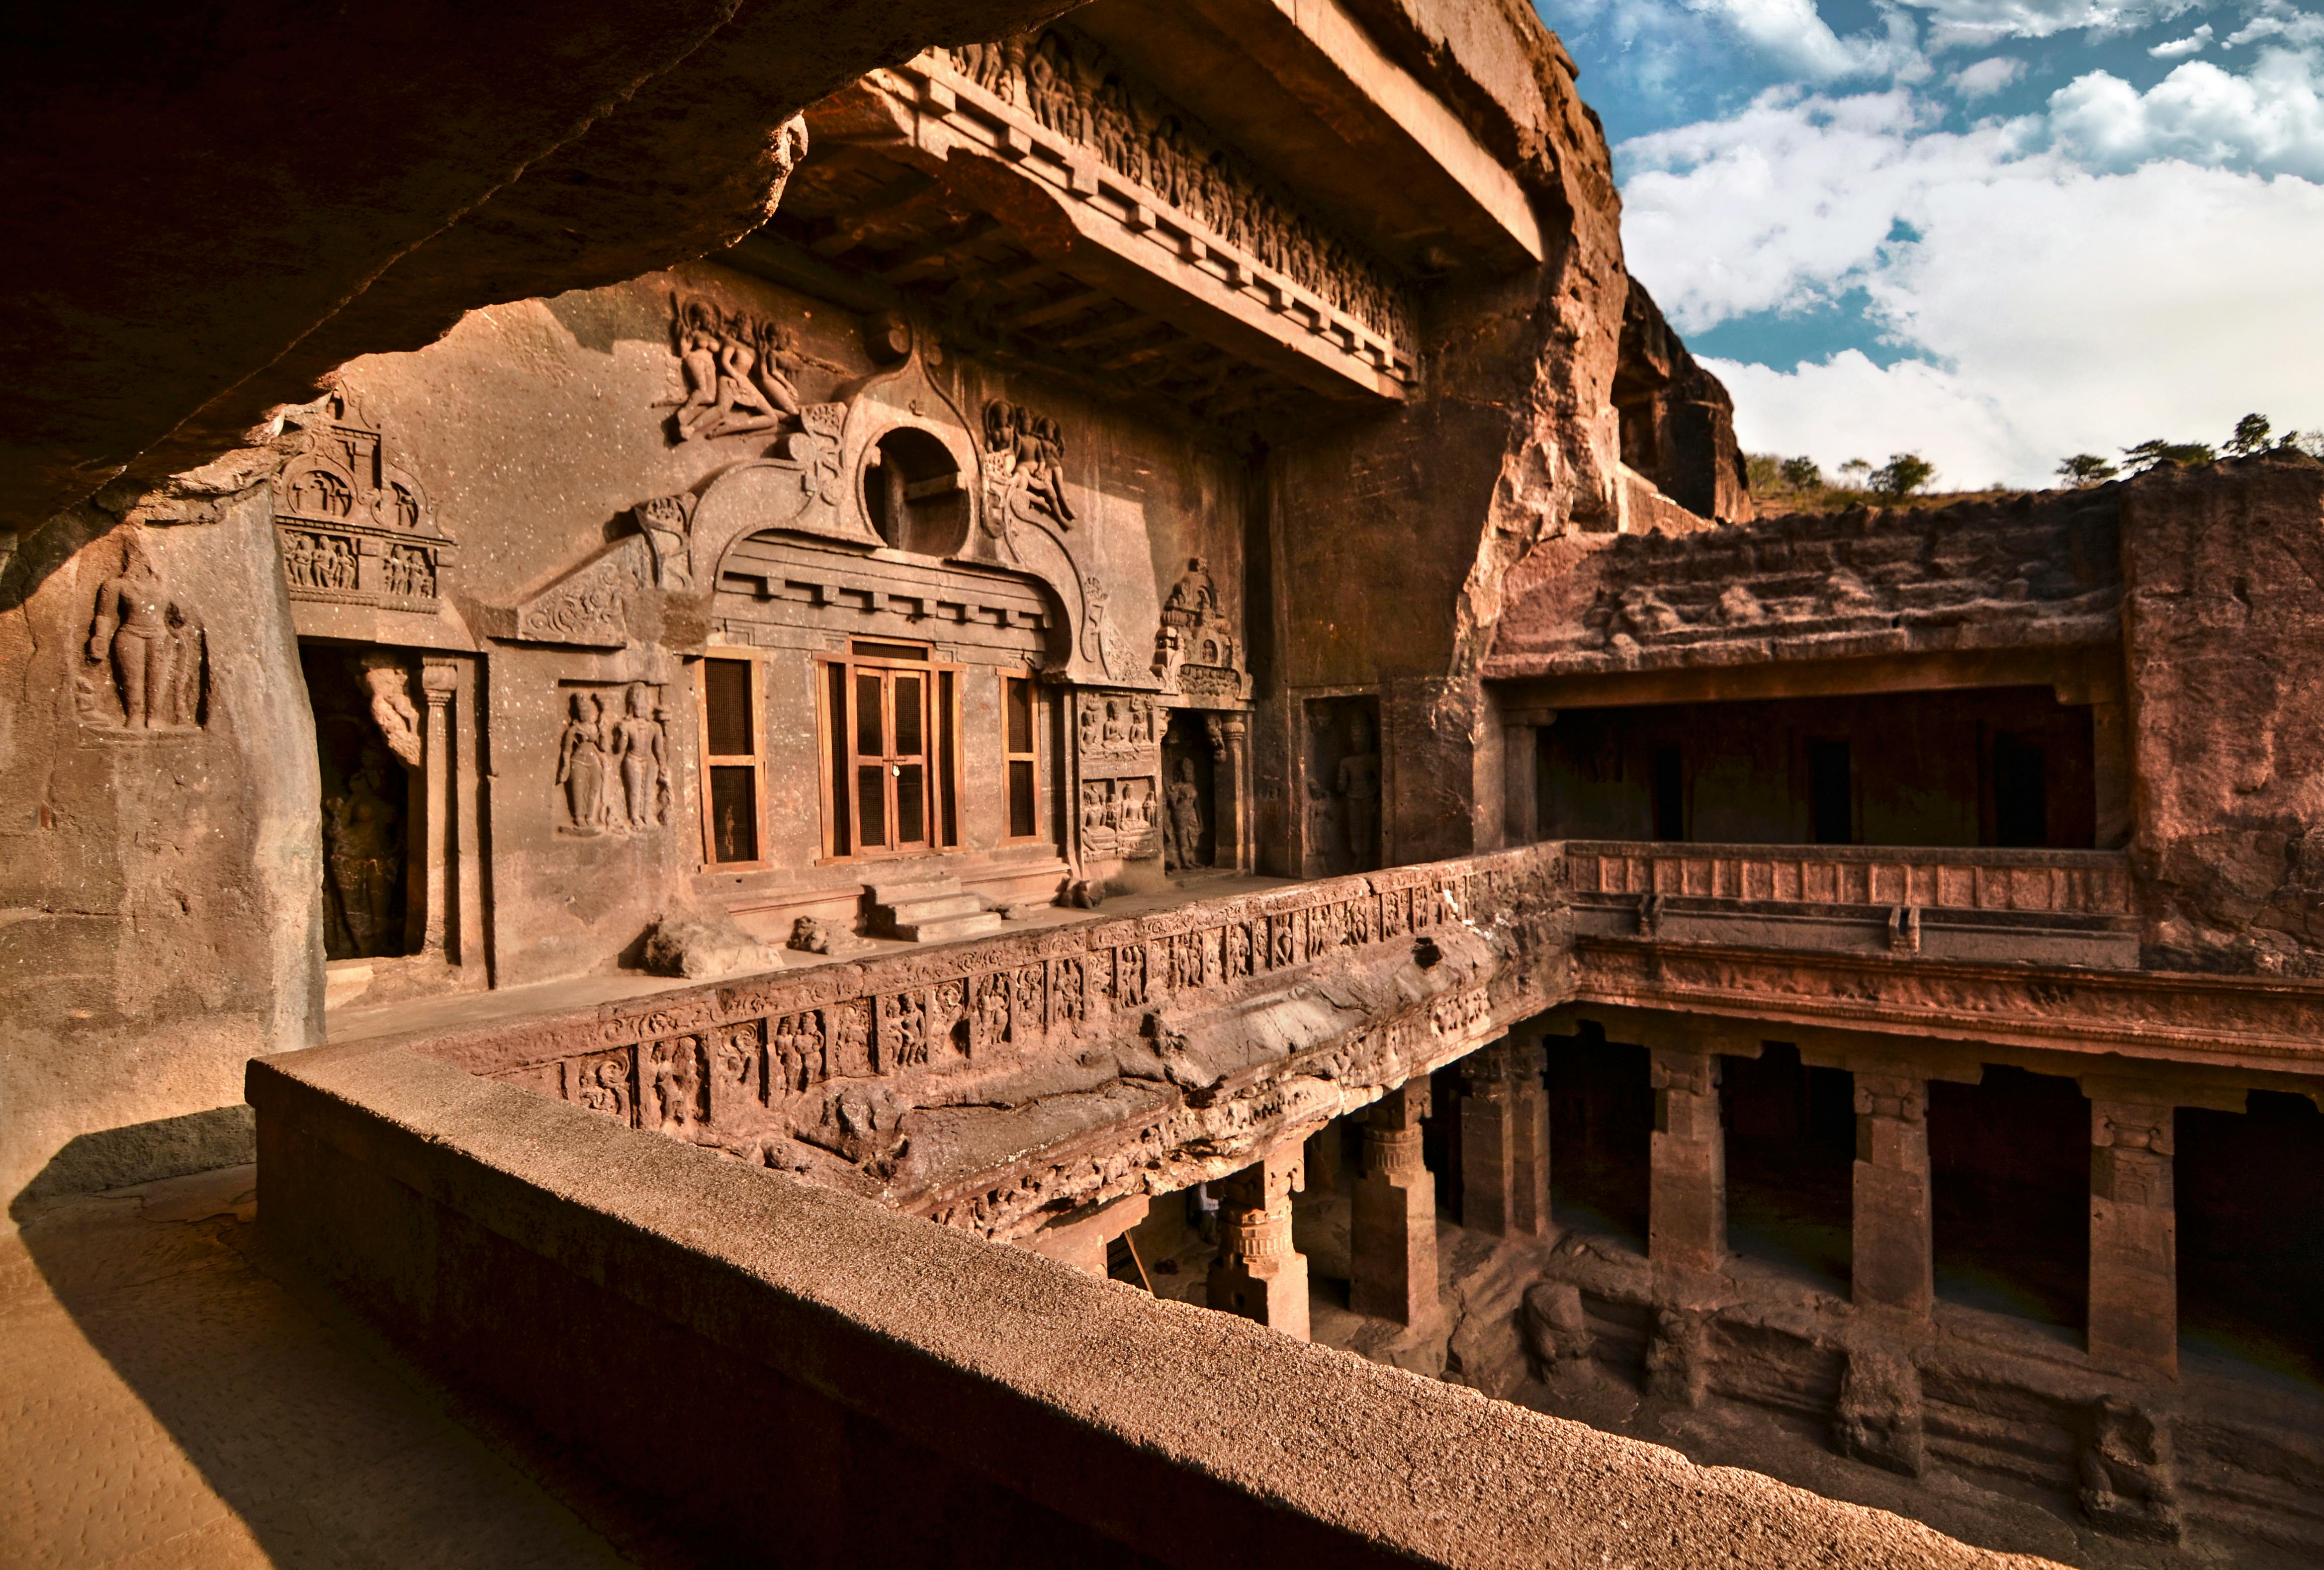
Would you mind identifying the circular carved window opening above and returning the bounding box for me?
[862,427,967,556]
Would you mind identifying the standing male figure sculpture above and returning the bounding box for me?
[1165,757,1205,870]
[87,536,198,729]
[609,683,667,832]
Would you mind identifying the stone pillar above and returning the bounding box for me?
[411,656,458,958]
[1209,714,1249,873]
[1024,1194,1151,1278]
[1208,1141,1310,1339]
[1352,1080,1438,1326]
[1852,1068,1933,1320]
[2090,699,2133,851]
[1461,1037,1552,1239]
[1649,1045,1724,1276]
[2089,1098,2177,1380]
[1502,707,1552,846]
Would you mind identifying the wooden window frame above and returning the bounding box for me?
[696,650,770,871]
[815,641,966,865]
[999,672,1044,845]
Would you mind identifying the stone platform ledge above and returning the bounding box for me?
[247,1039,2053,1569]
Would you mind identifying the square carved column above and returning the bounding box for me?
[1649,1045,1725,1277]
[2089,1098,2177,1380]
[1352,1079,1437,1326]
[1461,1037,1552,1239]
[1853,1068,1933,1320]
[1024,1194,1151,1278]
[1208,1141,1310,1340]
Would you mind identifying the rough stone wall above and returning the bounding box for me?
[1262,0,1638,872]
[2,0,1081,537]
[0,479,320,1210]
[2122,452,2324,972]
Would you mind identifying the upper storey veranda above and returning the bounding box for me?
[746,0,1549,428]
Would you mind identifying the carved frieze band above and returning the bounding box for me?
[461,850,1554,1232]
[876,38,1416,392]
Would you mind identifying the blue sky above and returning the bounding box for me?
[1538,0,2324,486]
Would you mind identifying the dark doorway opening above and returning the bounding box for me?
[1721,1043,1855,1290]
[2179,1092,2324,1387]
[1929,1067,2088,1331]
[1424,1064,1464,1221]
[1989,731,2049,847]
[1547,1024,1653,1250]
[1650,742,1686,841]
[1807,738,1853,844]
[302,641,415,961]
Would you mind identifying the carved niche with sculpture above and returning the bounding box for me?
[1074,690,1163,860]
[78,532,206,734]
[555,681,672,838]
[273,392,457,611]
[1153,555,1249,705]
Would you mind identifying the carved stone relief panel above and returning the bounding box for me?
[1153,555,1248,706]
[78,532,207,734]
[660,291,848,462]
[556,680,670,837]
[981,399,1073,529]
[273,392,456,612]
[1074,689,1162,861]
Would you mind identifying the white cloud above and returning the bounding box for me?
[1680,0,1926,79]
[2149,22,2214,56]
[1621,90,2324,485]
[1899,0,2203,50]
[1953,55,2029,96]
[1618,89,2038,329]
[2228,1,2324,49]
[2049,47,2324,176]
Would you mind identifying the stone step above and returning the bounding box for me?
[865,874,1004,943]
[889,910,1007,944]
[881,891,987,923]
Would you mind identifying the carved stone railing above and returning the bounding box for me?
[867,36,1418,399]
[404,846,1564,1239]
[1564,840,2135,918]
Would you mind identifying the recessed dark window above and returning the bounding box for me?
[1992,734,2048,848]
[1808,739,1853,844]
[1650,743,1685,841]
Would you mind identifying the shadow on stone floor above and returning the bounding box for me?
[2,1162,643,1570]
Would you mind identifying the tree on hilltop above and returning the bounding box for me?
[2122,437,2218,473]
[1870,452,1935,500]
[2228,413,2272,455]
[2056,453,2118,487]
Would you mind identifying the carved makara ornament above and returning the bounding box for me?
[353,652,423,767]
[82,533,205,733]
[273,392,454,610]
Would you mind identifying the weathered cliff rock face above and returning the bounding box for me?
[0,0,1080,539]
[1614,280,1753,525]
[2122,452,2324,971]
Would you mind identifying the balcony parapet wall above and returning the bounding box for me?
[245,1040,2030,1569]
